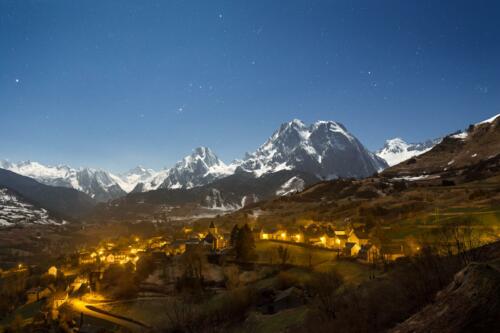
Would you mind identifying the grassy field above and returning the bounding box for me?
[255,241,372,284]
[255,240,337,266]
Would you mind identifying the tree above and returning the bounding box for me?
[309,270,343,319]
[276,245,291,266]
[235,224,256,262]
[135,255,156,281]
[101,264,138,299]
[229,224,240,248]
[177,246,206,293]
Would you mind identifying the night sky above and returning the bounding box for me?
[1,0,499,172]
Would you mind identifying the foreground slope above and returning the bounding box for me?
[391,258,500,333]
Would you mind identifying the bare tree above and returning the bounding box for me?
[309,269,344,319]
[276,245,291,266]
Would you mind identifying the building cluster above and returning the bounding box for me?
[76,220,407,270]
[258,223,406,262]
[78,222,229,269]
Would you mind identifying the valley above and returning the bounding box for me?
[0,114,499,332]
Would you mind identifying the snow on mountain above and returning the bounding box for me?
[133,147,235,192]
[0,161,125,202]
[450,132,469,140]
[477,113,499,125]
[236,119,387,179]
[0,188,64,227]
[113,166,157,193]
[276,176,306,196]
[376,138,441,167]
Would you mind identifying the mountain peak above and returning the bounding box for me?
[191,146,217,160]
[376,137,441,166]
[290,118,306,127]
[238,119,386,178]
[181,146,223,168]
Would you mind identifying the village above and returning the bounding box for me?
[0,212,492,332]
[76,220,409,270]
[1,221,408,322]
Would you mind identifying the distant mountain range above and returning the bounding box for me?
[1,119,388,202]
[131,147,235,193]
[0,117,496,217]
[0,161,126,202]
[1,114,498,222]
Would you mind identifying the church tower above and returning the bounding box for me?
[209,221,217,235]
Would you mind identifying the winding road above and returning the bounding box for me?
[68,299,151,332]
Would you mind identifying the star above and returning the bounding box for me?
[218,13,223,19]
[15,78,20,83]
[177,106,185,114]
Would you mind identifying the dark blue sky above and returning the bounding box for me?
[1,0,499,172]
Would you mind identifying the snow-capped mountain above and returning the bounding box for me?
[159,147,235,189]
[376,138,441,167]
[1,118,394,200]
[112,166,157,193]
[236,119,387,179]
[0,188,65,227]
[0,161,125,202]
[133,147,235,192]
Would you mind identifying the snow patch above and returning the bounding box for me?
[450,132,468,140]
[476,113,499,125]
[276,176,306,196]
